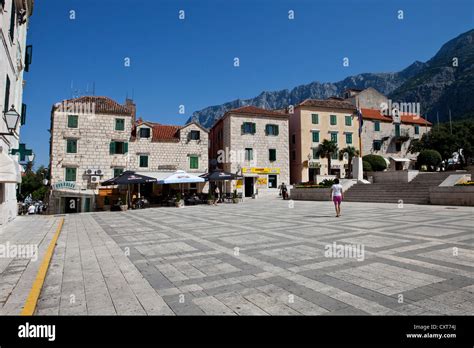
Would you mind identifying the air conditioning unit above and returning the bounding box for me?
[90,176,101,183]
[86,169,94,175]
[95,169,102,176]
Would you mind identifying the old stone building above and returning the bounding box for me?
[0,0,34,225]
[48,96,208,214]
[345,88,432,170]
[209,106,289,197]
[289,99,359,184]
[130,119,209,195]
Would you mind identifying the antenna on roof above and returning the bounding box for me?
[92,82,95,96]
[70,80,74,98]
[131,88,134,100]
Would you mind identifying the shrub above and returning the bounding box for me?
[363,154,387,171]
[363,160,373,172]
[319,179,335,187]
[417,150,442,170]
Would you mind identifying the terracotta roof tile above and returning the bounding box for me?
[360,108,432,125]
[228,105,288,117]
[360,108,392,122]
[400,113,432,126]
[54,96,133,116]
[135,120,181,142]
[297,99,356,111]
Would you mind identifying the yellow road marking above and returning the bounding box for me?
[21,217,65,316]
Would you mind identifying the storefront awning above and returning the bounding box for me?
[390,157,412,162]
[137,171,206,181]
[0,151,21,183]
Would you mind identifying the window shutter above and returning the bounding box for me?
[252,123,256,134]
[265,125,268,135]
[25,45,33,72]
[241,123,245,134]
[21,104,27,125]
[275,125,279,136]
[124,142,128,153]
[109,142,116,155]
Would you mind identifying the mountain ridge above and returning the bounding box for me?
[188,29,474,129]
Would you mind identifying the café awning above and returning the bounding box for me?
[390,157,412,162]
[0,152,21,183]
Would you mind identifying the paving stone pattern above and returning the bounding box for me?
[7,198,473,315]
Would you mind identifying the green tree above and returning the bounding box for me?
[339,146,360,178]
[363,154,387,172]
[409,119,474,167]
[18,165,49,201]
[316,140,338,175]
[417,150,442,171]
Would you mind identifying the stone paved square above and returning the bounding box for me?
[2,199,472,316]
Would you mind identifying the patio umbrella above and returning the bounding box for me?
[101,171,157,207]
[200,170,243,198]
[157,170,205,195]
[200,169,242,181]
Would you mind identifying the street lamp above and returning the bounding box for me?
[26,153,35,162]
[1,106,20,136]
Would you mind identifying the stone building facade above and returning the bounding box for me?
[48,96,208,214]
[289,99,359,184]
[345,88,432,170]
[209,106,289,197]
[0,0,34,225]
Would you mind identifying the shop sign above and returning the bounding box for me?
[257,177,268,186]
[309,162,321,168]
[236,180,243,188]
[53,181,77,190]
[242,167,280,175]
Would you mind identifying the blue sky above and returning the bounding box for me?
[22,0,474,167]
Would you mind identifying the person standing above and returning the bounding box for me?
[330,178,343,217]
[213,185,220,206]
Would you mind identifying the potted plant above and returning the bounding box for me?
[232,190,239,203]
[207,191,214,205]
[103,196,111,211]
[175,192,184,208]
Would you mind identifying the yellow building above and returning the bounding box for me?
[289,98,358,184]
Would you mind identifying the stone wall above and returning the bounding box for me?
[227,114,290,194]
[130,123,208,174]
[50,111,133,189]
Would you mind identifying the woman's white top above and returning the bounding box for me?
[331,184,343,197]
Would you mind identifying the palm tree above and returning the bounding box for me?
[339,146,360,178]
[316,139,338,175]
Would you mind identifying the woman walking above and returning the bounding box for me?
[330,178,343,217]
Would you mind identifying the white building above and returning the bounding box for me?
[0,0,34,225]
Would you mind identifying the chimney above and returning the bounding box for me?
[125,98,136,124]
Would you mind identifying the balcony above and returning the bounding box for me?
[393,129,410,142]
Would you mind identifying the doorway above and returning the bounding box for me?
[84,197,91,212]
[244,177,254,197]
[308,168,320,183]
[65,197,80,213]
[268,175,277,188]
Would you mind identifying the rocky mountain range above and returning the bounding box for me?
[188,29,474,129]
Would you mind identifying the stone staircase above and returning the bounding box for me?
[344,172,453,204]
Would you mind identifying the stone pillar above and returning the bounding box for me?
[352,156,363,181]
